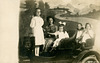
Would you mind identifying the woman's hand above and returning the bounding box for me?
[48,32,55,35]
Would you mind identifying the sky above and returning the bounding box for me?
[20,0,100,9]
[43,0,100,9]
[43,0,71,8]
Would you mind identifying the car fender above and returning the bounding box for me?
[72,50,100,63]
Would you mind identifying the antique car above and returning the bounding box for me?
[19,31,100,63]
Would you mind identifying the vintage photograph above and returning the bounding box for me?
[19,0,100,63]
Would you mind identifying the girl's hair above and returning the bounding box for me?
[34,8,41,16]
[58,24,65,32]
[77,23,84,30]
[85,23,91,28]
[47,16,55,24]
[78,23,82,26]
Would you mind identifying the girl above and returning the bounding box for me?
[30,8,45,56]
[82,23,94,43]
[75,23,84,43]
[49,24,69,47]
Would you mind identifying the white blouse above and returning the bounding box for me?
[76,30,83,39]
[55,31,69,39]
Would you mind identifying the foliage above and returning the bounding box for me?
[20,0,51,37]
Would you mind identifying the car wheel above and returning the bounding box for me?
[81,55,99,63]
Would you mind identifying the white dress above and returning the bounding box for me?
[53,31,69,47]
[30,16,45,45]
[82,29,94,43]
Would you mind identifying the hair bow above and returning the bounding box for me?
[59,21,66,25]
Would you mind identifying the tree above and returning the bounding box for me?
[19,0,37,38]
[43,2,50,21]
[38,0,45,17]
[25,0,36,16]
[45,2,50,10]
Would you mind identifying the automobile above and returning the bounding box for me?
[19,32,100,63]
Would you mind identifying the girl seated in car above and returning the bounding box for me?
[49,24,69,48]
[75,23,84,43]
[82,23,94,43]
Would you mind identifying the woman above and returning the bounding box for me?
[44,16,58,38]
[82,23,94,43]
[30,8,45,56]
[75,23,84,43]
[80,23,94,49]
[44,16,58,52]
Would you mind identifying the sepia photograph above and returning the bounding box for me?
[0,0,100,63]
[19,0,100,63]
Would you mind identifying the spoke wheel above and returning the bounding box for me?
[81,55,99,63]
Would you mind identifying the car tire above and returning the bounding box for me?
[81,55,99,63]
